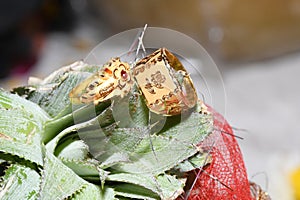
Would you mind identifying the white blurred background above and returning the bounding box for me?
[0,1,299,199]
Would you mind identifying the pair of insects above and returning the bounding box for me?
[69,48,198,116]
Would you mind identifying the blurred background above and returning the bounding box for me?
[0,1,299,199]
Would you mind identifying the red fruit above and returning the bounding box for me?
[183,107,252,200]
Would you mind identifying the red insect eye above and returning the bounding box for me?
[121,70,128,80]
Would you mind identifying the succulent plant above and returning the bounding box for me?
[0,60,215,199]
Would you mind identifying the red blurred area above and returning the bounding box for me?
[183,107,253,200]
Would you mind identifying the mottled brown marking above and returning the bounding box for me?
[88,84,95,90]
[0,133,12,141]
[157,56,163,62]
[113,68,118,79]
[151,71,166,89]
[117,80,126,90]
[98,83,115,98]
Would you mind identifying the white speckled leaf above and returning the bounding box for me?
[0,90,48,165]
[108,173,185,199]
[71,185,115,200]
[40,149,105,200]
[19,61,97,118]
[0,164,40,200]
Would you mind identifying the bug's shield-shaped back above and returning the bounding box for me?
[69,58,133,105]
[133,48,198,116]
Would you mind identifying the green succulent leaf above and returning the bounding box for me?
[40,149,95,199]
[99,110,212,175]
[174,152,212,173]
[0,90,48,166]
[113,183,159,200]
[71,185,115,200]
[0,164,40,200]
[55,138,105,182]
[108,173,185,199]
[12,61,97,119]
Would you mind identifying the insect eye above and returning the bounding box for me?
[121,69,128,80]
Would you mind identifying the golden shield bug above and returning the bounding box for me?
[69,48,198,116]
[69,57,133,105]
[133,48,198,116]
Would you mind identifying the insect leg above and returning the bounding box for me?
[184,141,216,199]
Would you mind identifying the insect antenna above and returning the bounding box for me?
[135,24,147,58]
[213,128,244,140]
[231,126,248,133]
[127,24,148,63]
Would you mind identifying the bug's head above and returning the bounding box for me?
[116,64,131,84]
[119,63,131,82]
[106,58,131,83]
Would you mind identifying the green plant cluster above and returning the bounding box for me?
[0,61,213,200]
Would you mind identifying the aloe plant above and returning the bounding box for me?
[0,61,213,199]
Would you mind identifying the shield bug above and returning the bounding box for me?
[69,57,133,105]
[132,48,198,116]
